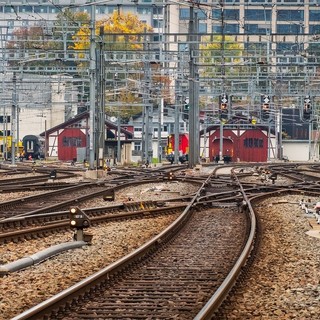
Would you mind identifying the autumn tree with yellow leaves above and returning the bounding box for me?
[71,11,153,56]
[71,11,172,121]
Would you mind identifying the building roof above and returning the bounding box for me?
[39,111,133,139]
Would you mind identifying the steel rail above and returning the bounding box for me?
[195,164,320,319]
[194,170,257,319]
[11,172,213,320]
[0,204,186,244]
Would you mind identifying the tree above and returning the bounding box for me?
[72,11,159,120]
[71,11,153,55]
[53,9,90,52]
[199,35,244,78]
[6,9,90,68]
[199,35,244,109]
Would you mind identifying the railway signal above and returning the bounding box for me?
[219,94,229,120]
[303,95,312,121]
[69,207,91,229]
[184,98,189,111]
[69,206,91,241]
[261,95,270,121]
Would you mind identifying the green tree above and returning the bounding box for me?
[199,35,244,108]
[200,35,244,78]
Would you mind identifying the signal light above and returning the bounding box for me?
[303,103,311,120]
[167,171,175,180]
[261,104,270,121]
[220,103,228,110]
[69,207,91,229]
[303,96,312,121]
[219,103,228,121]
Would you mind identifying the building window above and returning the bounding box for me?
[19,6,33,12]
[34,6,48,13]
[197,10,207,20]
[277,10,304,21]
[277,24,303,34]
[63,137,82,147]
[96,6,107,14]
[138,7,152,15]
[212,9,239,20]
[244,24,271,35]
[106,6,117,14]
[246,0,272,3]
[49,7,58,13]
[199,23,207,33]
[153,35,162,42]
[0,116,10,123]
[4,6,14,13]
[134,142,141,151]
[276,42,301,54]
[180,8,189,20]
[153,6,163,15]
[213,24,239,34]
[309,10,320,21]
[153,19,163,28]
[245,9,271,21]
[180,8,207,19]
[244,42,268,51]
[243,138,263,148]
[310,24,320,34]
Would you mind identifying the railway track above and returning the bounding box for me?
[0,183,113,219]
[0,165,201,221]
[0,202,188,244]
[0,165,79,186]
[6,163,320,320]
[10,169,257,320]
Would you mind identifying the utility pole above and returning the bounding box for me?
[89,1,96,169]
[157,97,163,163]
[219,0,226,163]
[113,73,121,165]
[97,26,105,168]
[174,50,182,164]
[188,6,200,168]
[11,72,17,165]
[142,32,153,164]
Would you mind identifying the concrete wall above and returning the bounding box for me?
[282,141,310,161]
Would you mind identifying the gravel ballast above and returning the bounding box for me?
[222,195,320,320]
[0,181,199,319]
[1,169,320,319]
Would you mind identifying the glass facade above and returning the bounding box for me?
[245,24,270,35]
[245,9,271,21]
[213,24,239,34]
[309,10,320,21]
[277,10,304,21]
[277,24,304,34]
[212,9,240,21]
